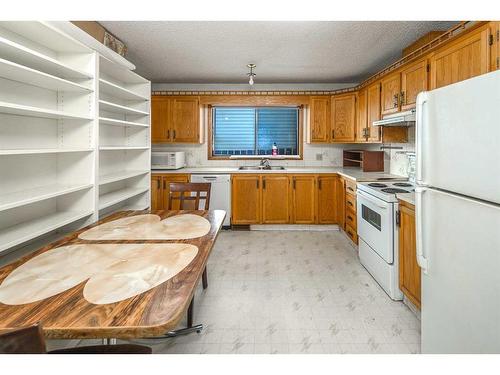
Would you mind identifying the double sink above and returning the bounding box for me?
[238,166,286,171]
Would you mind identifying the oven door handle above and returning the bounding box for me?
[356,190,387,209]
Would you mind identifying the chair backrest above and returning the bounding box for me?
[168,182,211,210]
[0,324,47,354]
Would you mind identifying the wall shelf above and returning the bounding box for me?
[0,183,93,212]
[0,148,93,155]
[99,146,149,151]
[99,170,149,185]
[0,210,94,253]
[0,36,92,80]
[99,117,149,128]
[0,101,93,121]
[99,187,149,210]
[99,78,148,101]
[0,58,92,93]
[99,100,149,116]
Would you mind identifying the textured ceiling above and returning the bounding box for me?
[101,21,458,84]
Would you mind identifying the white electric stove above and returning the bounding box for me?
[356,180,415,300]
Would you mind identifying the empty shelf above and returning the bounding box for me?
[0,57,92,92]
[99,117,149,128]
[99,100,149,116]
[99,56,149,84]
[0,101,93,120]
[99,79,148,101]
[0,148,93,155]
[0,183,93,212]
[0,210,94,253]
[99,170,149,185]
[99,146,149,151]
[99,187,149,210]
[0,36,92,80]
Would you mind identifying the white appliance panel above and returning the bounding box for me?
[191,174,230,226]
[416,71,500,204]
[417,187,500,353]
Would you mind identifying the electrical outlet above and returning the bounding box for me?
[316,153,323,161]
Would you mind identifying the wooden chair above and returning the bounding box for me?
[168,182,211,290]
[0,324,152,354]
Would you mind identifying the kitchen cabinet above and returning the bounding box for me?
[151,175,163,210]
[262,175,290,224]
[150,173,190,210]
[490,22,500,71]
[366,82,382,142]
[356,88,368,142]
[398,200,421,309]
[231,175,262,224]
[400,59,429,111]
[317,175,339,224]
[331,93,356,142]
[291,175,316,224]
[430,27,489,89]
[340,177,358,245]
[309,96,330,142]
[381,72,401,116]
[151,96,200,143]
[151,96,170,143]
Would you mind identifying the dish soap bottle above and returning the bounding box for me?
[272,142,278,156]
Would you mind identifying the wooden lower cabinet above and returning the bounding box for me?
[317,175,339,224]
[398,200,421,309]
[231,175,261,225]
[291,175,316,224]
[262,175,290,224]
[150,173,190,210]
[339,176,358,245]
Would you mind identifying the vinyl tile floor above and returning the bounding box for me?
[47,230,421,354]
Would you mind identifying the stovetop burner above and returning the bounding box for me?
[393,182,413,187]
[381,188,410,194]
[368,183,388,188]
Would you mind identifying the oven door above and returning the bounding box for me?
[356,190,394,263]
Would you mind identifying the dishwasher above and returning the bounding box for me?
[190,174,231,227]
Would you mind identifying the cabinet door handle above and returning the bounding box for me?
[263,179,266,189]
[167,129,170,139]
[318,179,322,190]
[347,186,354,192]
[293,179,296,189]
[347,215,353,221]
[173,130,176,139]
[157,179,160,189]
[400,91,405,106]
[163,180,166,189]
[256,179,259,189]
[393,94,399,108]
[331,129,335,139]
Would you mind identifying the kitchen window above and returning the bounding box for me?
[210,106,301,158]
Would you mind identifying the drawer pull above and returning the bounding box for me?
[347,215,353,221]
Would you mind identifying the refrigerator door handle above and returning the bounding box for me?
[416,92,429,186]
[415,186,429,274]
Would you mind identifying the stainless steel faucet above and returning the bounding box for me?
[259,158,270,168]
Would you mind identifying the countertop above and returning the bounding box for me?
[397,192,415,206]
[151,166,405,182]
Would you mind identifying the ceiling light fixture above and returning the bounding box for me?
[247,64,256,85]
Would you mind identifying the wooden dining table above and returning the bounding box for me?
[0,209,226,340]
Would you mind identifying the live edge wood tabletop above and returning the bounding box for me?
[0,209,226,340]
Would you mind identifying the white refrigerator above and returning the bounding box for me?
[415,70,500,353]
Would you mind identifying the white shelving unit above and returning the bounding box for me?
[97,55,151,218]
[0,22,151,256]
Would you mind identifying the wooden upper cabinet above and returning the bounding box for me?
[317,175,338,224]
[151,96,171,143]
[261,175,290,224]
[231,175,261,225]
[291,175,316,224]
[331,94,356,142]
[430,27,489,89]
[398,202,421,309]
[490,22,500,71]
[171,97,200,143]
[381,72,401,115]
[310,96,330,142]
[150,175,163,210]
[400,59,428,111]
[366,82,381,142]
[356,89,368,142]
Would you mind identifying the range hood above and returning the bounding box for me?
[372,109,416,127]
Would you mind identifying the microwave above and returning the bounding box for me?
[151,151,186,170]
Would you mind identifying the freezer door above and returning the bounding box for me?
[417,187,500,353]
[416,70,500,205]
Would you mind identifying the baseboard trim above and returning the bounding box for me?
[249,224,340,231]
